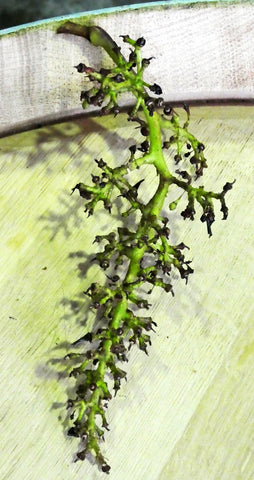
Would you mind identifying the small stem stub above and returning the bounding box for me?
[56,23,234,473]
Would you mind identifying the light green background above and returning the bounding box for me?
[1,106,253,479]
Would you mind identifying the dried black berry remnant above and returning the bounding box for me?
[149,83,163,95]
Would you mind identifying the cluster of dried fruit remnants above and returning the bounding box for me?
[56,22,234,473]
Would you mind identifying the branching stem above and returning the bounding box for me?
[56,22,234,473]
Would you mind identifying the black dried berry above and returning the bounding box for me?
[67,426,79,437]
[174,154,182,164]
[76,450,86,461]
[135,37,146,47]
[95,158,106,168]
[129,144,137,154]
[102,464,111,473]
[100,68,111,76]
[163,105,173,115]
[111,275,120,282]
[197,143,205,152]
[120,34,130,42]
[113,73,124,83]
[91,175,100,184]
[139,140,149,152]
[115,293,123,300]
[141,57,153,67]
[155,97,164,108]
[83,332,93,342]
[149,83,162,95]
[129,51,137,64]
[141,126,149,137]
[74,63,86,73]
[223,180,236,192]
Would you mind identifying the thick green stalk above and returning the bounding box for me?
[142,108,172,218]
[124,108,169,281]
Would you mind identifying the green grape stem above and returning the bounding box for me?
[57,23,234,473]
